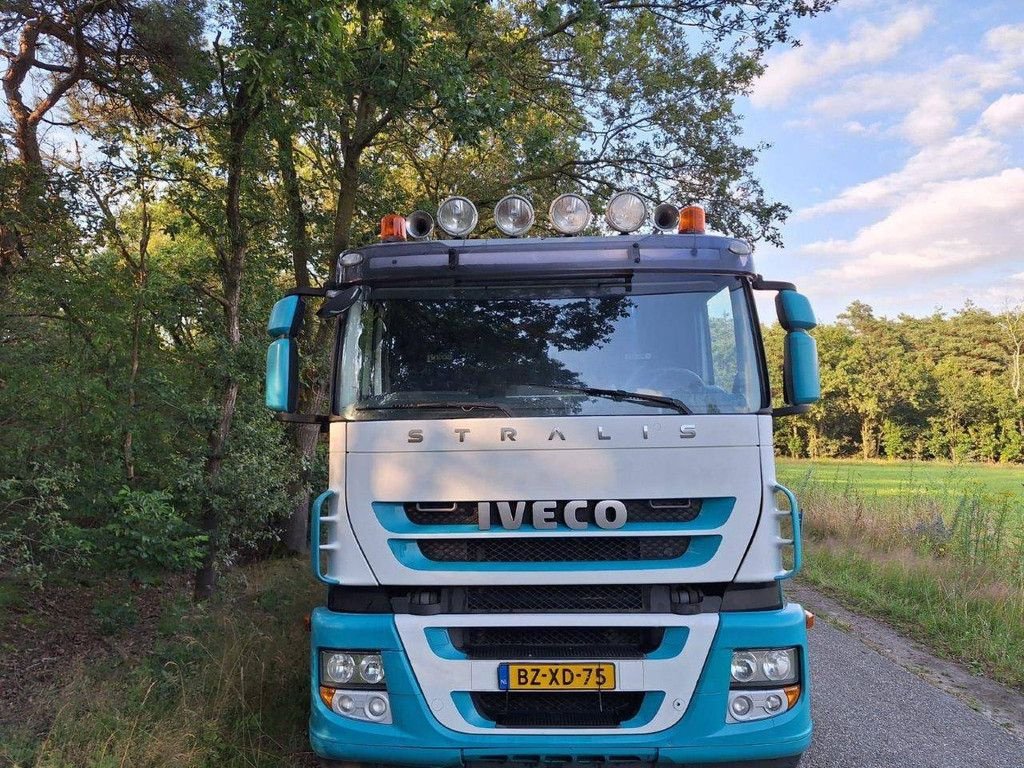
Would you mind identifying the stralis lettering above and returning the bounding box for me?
[406,424,697,443]
[478,500,628,531]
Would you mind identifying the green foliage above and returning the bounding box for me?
[767,303,1024,463]
[98,489,206,577]
[92,593,140,636]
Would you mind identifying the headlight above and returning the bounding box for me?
[437,196,478,237]
[730,648,799,686]
[323,652,356,684]
[605,191,647,233]
[549,193,591,235]
[320,650,386,689]
[494,194,535,236]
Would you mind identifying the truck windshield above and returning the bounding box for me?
[336,275,764,418]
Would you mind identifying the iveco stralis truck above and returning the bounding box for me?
[264,192,821,768]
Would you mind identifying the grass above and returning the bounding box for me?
[1,558,319,768]
[779,458,1024,689]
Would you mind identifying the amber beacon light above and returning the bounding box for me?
[379,214,407,242]
[678,205,706,234]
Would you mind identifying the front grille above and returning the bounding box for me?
[465,585,647,613]
[473,692,645,728]
[404,499,701,526]
[449,627,664,659]
[418,537,689,563]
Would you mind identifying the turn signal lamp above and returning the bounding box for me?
[379,214,406,242]
[437,196,478,237]
[678,205,706,234]
[549,193,591,235]
[605,191,648,233]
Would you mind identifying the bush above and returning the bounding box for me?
[97,488,206,577]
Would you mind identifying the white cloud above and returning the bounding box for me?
[804,24,1024,145]
[980,93,1024,134]
[751,7,933,109]
[798,133,1006,218]
[802,168,1024,294]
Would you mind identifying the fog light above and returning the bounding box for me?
[333,693,355,714]
[367,696,388,719]
[730,695,752,717]
[764,694,784,713]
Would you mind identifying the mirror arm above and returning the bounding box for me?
[273,413,332,433]
[751,276,796,291]
[772,404,811,417]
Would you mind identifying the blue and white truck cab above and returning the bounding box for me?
[265,192,821,768]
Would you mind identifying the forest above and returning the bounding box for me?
[5,0,1020,607]
[764,301,1024,463]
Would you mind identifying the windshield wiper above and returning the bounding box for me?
[356,401,514,417]
[523,383,693,415]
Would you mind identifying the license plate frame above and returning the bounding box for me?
[497,662,617,691]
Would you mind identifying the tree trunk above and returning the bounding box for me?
[193,69,254,599]
[282,145,362,553]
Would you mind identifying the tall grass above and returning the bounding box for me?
[5,559,318,768]
[788,466,1024,689]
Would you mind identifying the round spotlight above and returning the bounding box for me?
[605,191,647,233]
[653,202,680,232]
[549,193,592,235]
[436,196,478,237]
[405,210,434,240]
[494,194,535,237]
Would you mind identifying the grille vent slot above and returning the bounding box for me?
[418,537,689,563]
[405,499,701,526]
[472,692,645,728]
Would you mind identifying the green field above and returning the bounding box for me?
[777,458,1024,502]
[775,458,1024,690]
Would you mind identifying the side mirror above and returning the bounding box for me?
[776,290,820,409]
[266,295,306,412]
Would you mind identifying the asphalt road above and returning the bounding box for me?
[801,616,1023,767]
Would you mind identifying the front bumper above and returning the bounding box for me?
[309,603,812,766]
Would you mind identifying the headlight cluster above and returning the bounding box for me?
[319,649,391,724]
[320,650,387,688]
[730,648,798,686]
[727,647,801,723]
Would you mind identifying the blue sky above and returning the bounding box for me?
[740,0,1024,320]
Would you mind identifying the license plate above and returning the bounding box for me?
[498,663,616,691]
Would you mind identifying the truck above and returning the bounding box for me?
[264,191,821,768]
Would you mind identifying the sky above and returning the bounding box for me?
[740,0,1024,321]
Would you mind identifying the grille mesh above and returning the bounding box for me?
[405,499,701,526]
[465,585,646,613]
[450,626,663,659]
[418,536,689,563]
[472,692,645,728]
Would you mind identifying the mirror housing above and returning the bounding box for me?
[265,295,306,413]
[772,288,820,412]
